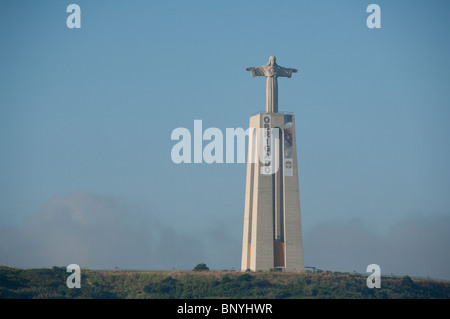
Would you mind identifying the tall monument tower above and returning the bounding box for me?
[241,56,304,272]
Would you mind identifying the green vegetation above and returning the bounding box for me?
[193,263,209,272]
[0,266,449,299]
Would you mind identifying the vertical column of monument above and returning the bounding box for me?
[271,114,286,269]
[241,115,258,271]
[283,114,304,271]
[241,114,276,271]
[252,113,276,271]
[240,121,254,271]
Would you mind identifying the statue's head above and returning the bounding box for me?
[268,56,276,66]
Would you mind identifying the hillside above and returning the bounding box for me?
[0,266,449,299]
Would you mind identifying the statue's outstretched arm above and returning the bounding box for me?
[277,66,299,78]
[246,66,266,77]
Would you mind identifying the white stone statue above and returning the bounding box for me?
[246,56,298,113]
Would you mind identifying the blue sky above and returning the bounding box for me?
[1,1,449,279]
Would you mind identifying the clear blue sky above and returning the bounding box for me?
[1,1,449,279]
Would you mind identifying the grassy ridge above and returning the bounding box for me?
[0,266,449,299]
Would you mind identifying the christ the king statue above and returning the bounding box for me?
[246,56,298,113]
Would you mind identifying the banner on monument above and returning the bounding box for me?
[284,114,293,176]
[260,114,272,175]
[260,114,281,175]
